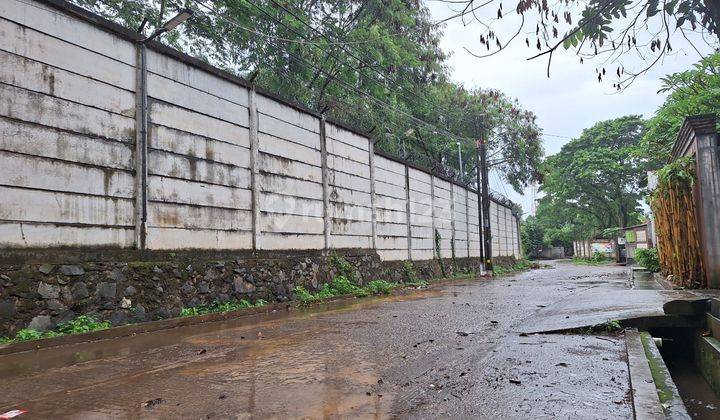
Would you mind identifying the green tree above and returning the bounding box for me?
[539,115,647,237]
[640,53,720,167]
[520,216,545,257]
[434,0,720,89]
[69,0,543,191]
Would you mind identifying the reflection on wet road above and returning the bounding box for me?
[0,263,649,418]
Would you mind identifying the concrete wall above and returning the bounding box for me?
[0,0,522,261]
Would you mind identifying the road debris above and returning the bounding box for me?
[0,410,26,419]
[142,398,165,408]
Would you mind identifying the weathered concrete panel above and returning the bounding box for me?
[377,223,408,238]
[0,17,135,90]
[0,222,134,248]
[260,233,325,250]
[146,227,252,250]
[260,174,323,200]
[330,187,372,207]
[148,203,252,231]
[328,154,371,178]
[377,249,409,261]
[0,151,134,198]
[259,193,324,218]
[326,124,369,151]
[329,234,373,249]
[148,150,251,189]
[0,118,133,170]
[330,204,373,222]
[1,0,136,65]
[147,72,248,127]
[148,176,251,210]
[258,113,320,150]
[257,94,319,134]
[331,219,373,236]
[0,186,134,226]
[1,51,135,117]
[259,133,321,167]
[259,154,322,183]
[260,214,324,234]
[328,171,371,193]
[147,49,249,107]
[149,125,250,168]
[374,155,405,176]
[0,84,135,141]
[325,137,368,164]
[149,102,248,147]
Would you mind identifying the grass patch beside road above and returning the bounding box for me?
[0,315,111,344]
[493,259,539,275]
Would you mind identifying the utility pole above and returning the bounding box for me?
[476,117,493,272]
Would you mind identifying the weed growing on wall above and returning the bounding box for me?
[329,253,361,283]
[180,299,267,317]
[402,260,419,284]
[0,315,111,345]
[434,229,447,277]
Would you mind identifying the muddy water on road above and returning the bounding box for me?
[0,264,635,419]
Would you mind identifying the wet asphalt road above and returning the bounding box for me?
[0,262,640,419]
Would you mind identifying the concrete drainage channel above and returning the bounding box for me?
[623,297,720,419]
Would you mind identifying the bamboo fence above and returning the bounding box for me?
[649,158,705,288]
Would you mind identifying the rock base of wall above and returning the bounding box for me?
[0,248,483,336]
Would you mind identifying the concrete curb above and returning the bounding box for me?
[640,332,691,419]
[0,273,486,356]
[625,328,665,420]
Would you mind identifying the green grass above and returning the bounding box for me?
[0,315,111,345]
[572,252,612,265]
[180,298,267,317]
[294,276,400,304]
[493,259,536,275]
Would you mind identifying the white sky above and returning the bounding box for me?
[426,2,716,216]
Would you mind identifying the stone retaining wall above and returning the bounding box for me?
[0,249,483,335]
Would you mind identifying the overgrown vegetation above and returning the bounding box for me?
[0,315,111,345]
[434,229,447,277]
[587,320,622,333]
[492,259,535,275]
[634,248,660,272]
[649,157,705,288]
[294,275,399,304]
[572,252,611,265]
[180,299,268,317]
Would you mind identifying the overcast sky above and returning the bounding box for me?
[425,2,715,216]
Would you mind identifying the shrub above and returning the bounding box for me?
[56,315,110,334]
[329,253,360,283]
[366,280,396,295]
[402,260,419,284]
[13,328,44,342]
[635,247,660,272]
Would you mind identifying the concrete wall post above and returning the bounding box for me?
[134,43,148,250]
[248,85,260,251]
[368,140,377,250]
[320,116,331,251]
[405,164,412,260]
